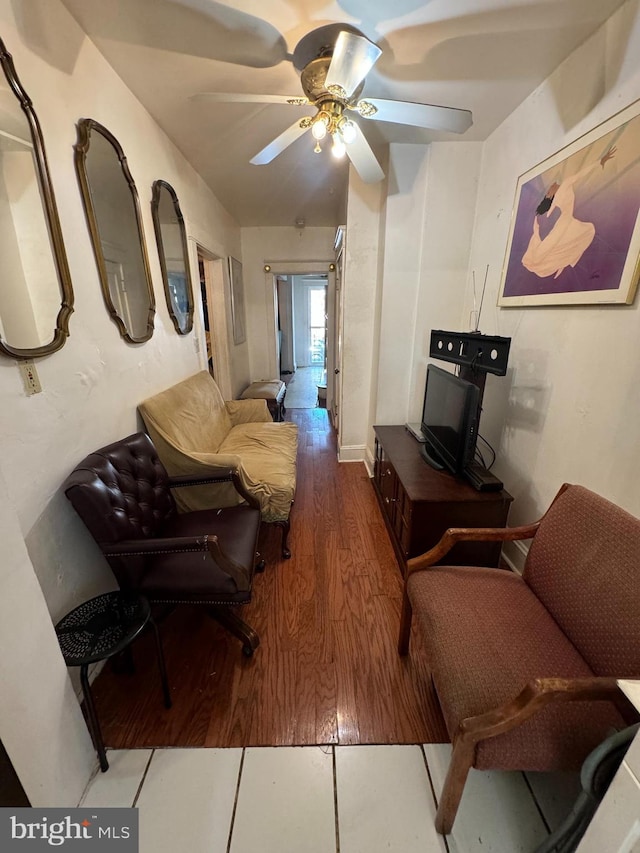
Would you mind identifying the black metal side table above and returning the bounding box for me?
[55,591,171,772]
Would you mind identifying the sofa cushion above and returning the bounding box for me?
[408,565,625,771]
[219,422,298,522]
[524,485,640,677]
[140,371,232,453]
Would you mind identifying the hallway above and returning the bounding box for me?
[281,365,326,409]
[91,408,447,748]
[80,409,579,852]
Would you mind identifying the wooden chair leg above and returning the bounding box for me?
[209,607,260,657]
[435,735,476,835]
[275,519,291,559]
[398,590,413,655]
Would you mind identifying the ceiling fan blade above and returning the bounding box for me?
[357,98,472,134]
[345,123,385,184]
[250,118,312,165]
[191,93,310,106]
[325,31,382,99]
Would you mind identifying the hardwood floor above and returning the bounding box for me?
[91,408,448,748]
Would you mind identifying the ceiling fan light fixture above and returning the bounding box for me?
[332,136,346,159]
[339,118,357,144]
[311,113,329,140]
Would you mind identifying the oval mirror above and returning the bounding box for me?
[151,180,194,335]
[0,38,74,358]
[74,119,155,344]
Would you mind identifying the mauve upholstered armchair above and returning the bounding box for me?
[63,432,263,657]
[399,483,640,834]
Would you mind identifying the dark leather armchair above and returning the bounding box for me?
[62,432,263,656]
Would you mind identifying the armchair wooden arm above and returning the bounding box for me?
[437,676,625,835]
[406,521,541,576]
[407,483,571,577]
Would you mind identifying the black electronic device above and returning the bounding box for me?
[419,364,479,475]
[429,330,511,377]
[463,462,503,492]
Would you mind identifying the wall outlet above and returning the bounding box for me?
[19,360,42,396]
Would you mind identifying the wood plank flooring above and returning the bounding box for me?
[91,408,448,748]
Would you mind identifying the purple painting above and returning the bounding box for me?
[499,105,640,306]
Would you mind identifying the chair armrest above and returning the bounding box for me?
[458,676,625,745]
[167,470,235,487]
[407,483,572,577]
[226,398,272,425]
[167,468,260,510]
[406,521,541,576]
[101,534,248,585]
[102,534,218,556]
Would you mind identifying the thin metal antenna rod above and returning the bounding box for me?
[476,264,489,332]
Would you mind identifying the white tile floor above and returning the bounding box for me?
[80,744,581,853]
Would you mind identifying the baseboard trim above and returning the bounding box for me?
[501,539,528,575]
[338,444,366,462]
[363,446,375,477]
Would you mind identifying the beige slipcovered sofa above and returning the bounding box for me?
[138,371,298,557]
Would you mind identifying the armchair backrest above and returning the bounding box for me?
[63,432,176,546]
[138,371,232,455]
[523,484,640,676]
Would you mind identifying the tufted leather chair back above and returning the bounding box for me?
[63,432,176,548]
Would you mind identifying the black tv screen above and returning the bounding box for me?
[420,364,480,474]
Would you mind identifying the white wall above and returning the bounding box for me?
[374,142,484,430]
[463,0,640,550]
[407,142,483,423]
[340,166,386,460]
[374,145,430,427]
[344,142,481,465]
[0,467,95,806]
[0,0,241,802]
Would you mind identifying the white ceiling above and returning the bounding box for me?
[58,0,626,227]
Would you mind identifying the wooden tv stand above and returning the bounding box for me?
[373,425,513,571]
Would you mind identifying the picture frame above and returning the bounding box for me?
[498,100,640,307]
[228,256,246,344]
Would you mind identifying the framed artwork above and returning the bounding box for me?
[228,256,246,344]
[498,100,640,306]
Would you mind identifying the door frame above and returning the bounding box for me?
[263,262,337,409]
[184,218,234,401]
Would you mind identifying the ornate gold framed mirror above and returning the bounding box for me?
[0,37,74,359]
[74,118,155,344]
[151,180,194,335]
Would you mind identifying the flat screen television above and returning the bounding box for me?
[420,364,480,474]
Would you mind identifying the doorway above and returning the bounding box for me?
[278,275,327,409]
[196,248,233,401]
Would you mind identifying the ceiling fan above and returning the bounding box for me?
[194,24,473,184]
